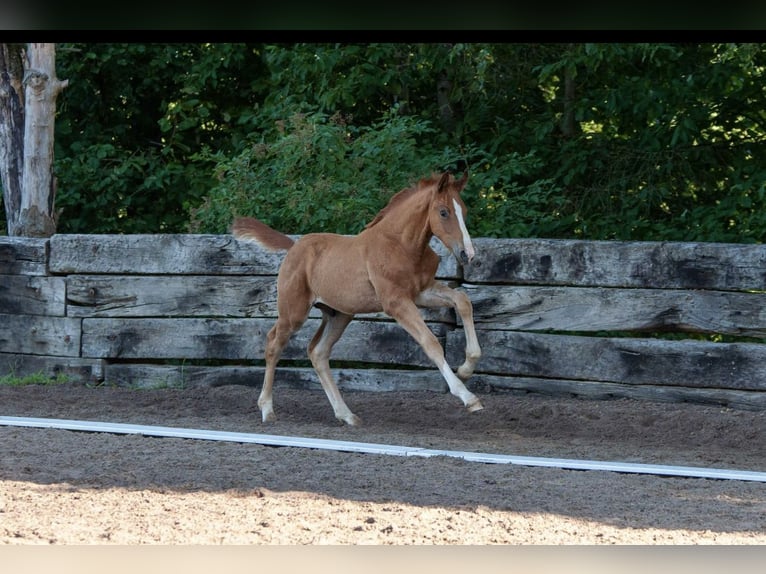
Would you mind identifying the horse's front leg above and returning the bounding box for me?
[383,295,482,413]
[416,282,481,381]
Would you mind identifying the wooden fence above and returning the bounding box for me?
[2,234,766,410]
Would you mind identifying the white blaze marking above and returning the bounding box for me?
[453,198,475,260]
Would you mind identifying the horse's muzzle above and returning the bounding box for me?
[453,240,475,266]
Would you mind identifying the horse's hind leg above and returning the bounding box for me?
[258,260,313,423]
[258,316,296,423]
[260,294,312,423]
[308,309,360,426]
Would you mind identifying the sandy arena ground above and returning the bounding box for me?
[1,383,764,544]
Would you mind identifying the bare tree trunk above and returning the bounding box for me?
[560,44,579,139]
[0,43,25,235]
[436,70,456,134]
[19,43,68,236]
[561,67,578,138]
[0,43,67,237]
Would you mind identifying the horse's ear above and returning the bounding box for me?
[436,172,451,193]
[456,171,468,192]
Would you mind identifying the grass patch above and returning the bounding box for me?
[0,371,72,387]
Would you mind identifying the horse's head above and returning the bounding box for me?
[429,171,475,265]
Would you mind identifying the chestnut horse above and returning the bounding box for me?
[231,172,482,426]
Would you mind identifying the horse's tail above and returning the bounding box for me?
[231,217,295,251]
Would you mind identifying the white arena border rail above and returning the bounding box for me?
[2,415,765,483]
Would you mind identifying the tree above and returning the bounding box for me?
[5,43,763,242]
[51,43,265,233]
[0,42,67,236]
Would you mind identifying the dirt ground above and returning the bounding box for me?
[0,381,765,544]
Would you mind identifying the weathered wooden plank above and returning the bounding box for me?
[450,330,766,391]
[0,314,81,356]
[103,363,447,393]
[82,317,446,366]
[50,234,286,275]
[0,275,66,316]
[471,374,766,411]
[0,352,103,383]
[50,234,461,279]
[67,275,280,318]
[464,284,766,336]
[466,238,766,290]
[65,274,453,322]
[0,237,48,275]
[430,237,461,279]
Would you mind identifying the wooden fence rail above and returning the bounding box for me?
[2,234,766,410]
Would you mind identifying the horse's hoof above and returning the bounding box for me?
[261,410,276,423]
[466,399,484,413]
[341,413,362,426]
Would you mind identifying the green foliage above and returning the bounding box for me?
[4,42,765,242]
[0,371,70,386]
[526,43,766,242]
[190,108,460,234]
[52,43,266,233]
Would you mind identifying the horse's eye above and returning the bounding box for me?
[439,207,449,219]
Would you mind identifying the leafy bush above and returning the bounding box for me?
[190,108,463,234]
[52,43,265,233]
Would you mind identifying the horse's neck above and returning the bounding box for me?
[366,193,433,254]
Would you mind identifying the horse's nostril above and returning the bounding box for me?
[459,250,469,264]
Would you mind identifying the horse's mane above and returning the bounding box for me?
[364,174,442,230]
